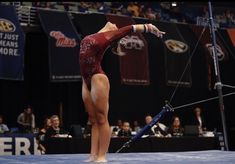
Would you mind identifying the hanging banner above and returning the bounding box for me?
[106,14,150,85]
[0,4,25,80]
[155,22,192,87]
[38,9,81,82]
[191,25,228,90]
[227,28,235,47]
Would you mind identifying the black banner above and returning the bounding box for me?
[38,9,81,82]
[155,22,192,87]
[0,5,25,80]
[191,25,229,90]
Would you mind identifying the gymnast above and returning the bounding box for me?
[79,22,165,162]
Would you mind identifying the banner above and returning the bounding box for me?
[0,134,39,155]
[191,25,228,90]
[227,28,235,47]
[106,14,150,85]
[72,13,107,36]
[156,22,191,87]
[0,4,25,80]
[38,9,81,82]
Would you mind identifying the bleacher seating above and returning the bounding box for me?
[2,1,235,28]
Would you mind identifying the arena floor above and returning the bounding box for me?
[0,150,235,164]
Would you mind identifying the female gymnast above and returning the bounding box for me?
[79,22,165,162]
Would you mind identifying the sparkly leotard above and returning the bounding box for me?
[79,25,133,90]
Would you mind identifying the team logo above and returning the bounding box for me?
[165,39,188,53]
[50,31,76,47]
[119,35,144,50]
[0,18,16,32]
[205,43,225,61]
[112,35,145,56]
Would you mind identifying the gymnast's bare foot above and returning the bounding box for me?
[84,155,97,162]
[94,157,107,163]
[94,155,107,163]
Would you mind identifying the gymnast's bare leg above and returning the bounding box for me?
[91,74,110,162]
[82,74,110,162]
[82,79,99,161]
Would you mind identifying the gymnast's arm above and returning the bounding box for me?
[104,24,166,43]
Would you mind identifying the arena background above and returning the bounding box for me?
[0,2,235,150]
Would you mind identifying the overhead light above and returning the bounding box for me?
[171,2,177,7]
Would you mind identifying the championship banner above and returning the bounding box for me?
[156,22,191,87]
[0,4,25,80]
[106,14,150,85]
[38,9,81,82]
[191,25,228,90]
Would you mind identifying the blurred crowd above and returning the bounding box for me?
[1,2,235,28]
[14,2,235,28]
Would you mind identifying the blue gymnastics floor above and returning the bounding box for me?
[0,150,235,164]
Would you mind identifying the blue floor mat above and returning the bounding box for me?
[0,150,235,164]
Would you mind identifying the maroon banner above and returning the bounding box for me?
[106,14,150,85]
[227,28,235,47]
[190,25,228,90]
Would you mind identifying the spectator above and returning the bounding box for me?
[225,9,235,26]
[0,115,9,134]
[110,2,123,14]
[127,2,141,17]
[37,117,51,154]
[191,107,207,134]
[78,2,90,12]
[45,115,68,140]
[117,121,132,137]
[145,7,156,20]
[155,12,161,21]
[120,6,132,16]
[45,2,51,9]
[144,115,156,136]
[167,116,184,137]
[181,17,187,24]
[112,119,122,134]
[17,106,35,133]
[38,117,51,140]
[202,6,209,18]
[144,115,167,137]
[132,120,141,133]
[219,12,227,24]
[96,2,110,13]
[61,2,70,11]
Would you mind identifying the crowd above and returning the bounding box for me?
[0,106,208,138]
[0,106,206,136]
[0,105,209,154]
[110,107,207,138]
[214,9,235,27]
[8,1,234,28]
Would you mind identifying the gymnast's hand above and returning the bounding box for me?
[145,24,166,38]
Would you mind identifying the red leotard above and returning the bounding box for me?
[79,25,133,90]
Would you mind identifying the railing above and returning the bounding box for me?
[16,5,39,26]
[196,16,220,28]
[13,4,149,27]
[13,4,104,27]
